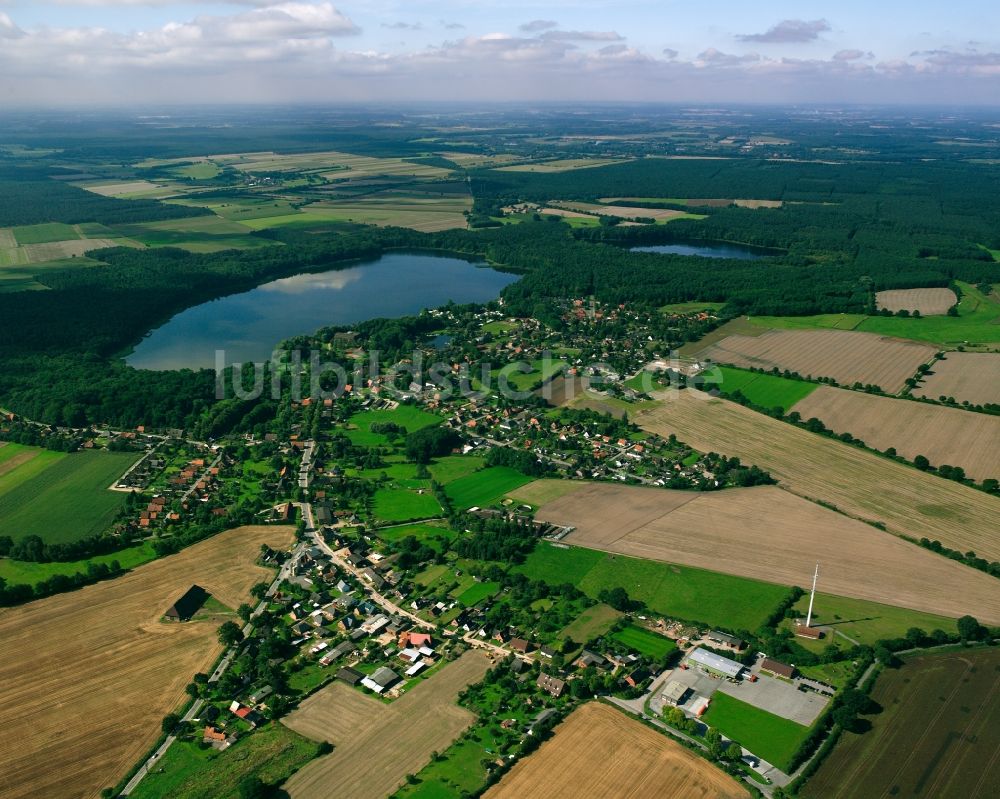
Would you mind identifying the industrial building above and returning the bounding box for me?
[685,647,746,680]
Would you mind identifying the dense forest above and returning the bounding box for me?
[0,171,212,227]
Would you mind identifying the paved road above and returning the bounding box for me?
[120,534,308,797]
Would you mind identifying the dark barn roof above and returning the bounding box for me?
[165,584,209,621]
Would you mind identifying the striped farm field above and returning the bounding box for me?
[634,391,1000,562]
[484,702,748,799]
[875,287,957,315]
[791,386,1000,481]
[0,447,141,544]
[283,651,491,799]
[533,482,1000,624]
[700,328,937,393]
[0,525,293,799]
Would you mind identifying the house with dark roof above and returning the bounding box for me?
[164,585,209,621]
[536,673,566,698]
[336,666,364,686]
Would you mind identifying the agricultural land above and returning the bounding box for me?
[791,386,1000,481]
[0,525,292,799]
[912,351,1000,406]
[874,287,958,314]
[282,651,491,799]
[484,702,749,799]
[0,445,140,543]
[634,391,1000,560]
[699,329,937,393]
[532,482,1000,624]
[802,648,1000,799]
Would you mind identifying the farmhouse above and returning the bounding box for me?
[509,637,533,654]
[661,680,691,707]
[707,630,746,651]
[336,666,364,686]
[760,658,797,679]
[362,666,401,694]
[537,673,566,698]
[164,584,208,621]
[686,648,746,680]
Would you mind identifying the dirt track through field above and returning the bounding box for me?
[283,650,491,799]
[0,448,38,478]
[700,329,936,393]
[792,386,1000,480]
[535,482,1000,624]
[0,525,293,799]
[485,703,748,799]
[635,391,1000,561]
[914,351,1000,406]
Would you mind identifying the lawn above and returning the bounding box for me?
[372,487,442,523]
[515,543,789,630]
[661,301,727,314]
[610,625,678,659]
[702,692,811,771]
[0,448,140,543]
[129,723,319,799]
[490,358,566,392]
[779,592,957,653]
[796,661,855,690]
[375,522,453,547]
[171,162,222,180]
[394,725,499,799]
[428,455,485,485]
[345,406,442,447]
[444,466,533,510]
[559,603,623,644]
[454,580,501,607]
[0,541,157,587]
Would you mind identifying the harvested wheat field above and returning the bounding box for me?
[913,351,1000,406]
[0,525,293,799]
[792,386,1000,481]
[557,201,688,221]
[635,392,1000,561]
[533,482,1000,624]
[283,650,491,799]
[875,287,958,315]
[700,329,936,393]
[485,703,747,799]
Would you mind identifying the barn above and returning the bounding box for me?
[164,585,208,621]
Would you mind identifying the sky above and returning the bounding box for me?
[0,1,998,106]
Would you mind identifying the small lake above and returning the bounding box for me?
[127,253,518,370]
[631,242,769,260]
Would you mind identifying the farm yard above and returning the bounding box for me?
[0,445,141,543]
[912,351,1000,406]
[790,386,1000,480]
[634,391,1000,561]
[533,482,1000,624]
[515,540,791,631]
[875,287,957,315]
[0,525,292,799]
[282,650,491,799]
[698,329,937,393]
[484,702,748,799]
[802,648,1000,799]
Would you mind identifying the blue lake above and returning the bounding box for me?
[127,253,518,371]
[631,242,768,260]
